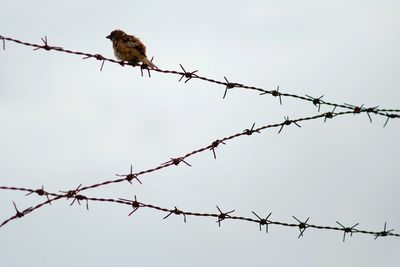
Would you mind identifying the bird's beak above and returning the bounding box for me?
[106,34,111,39]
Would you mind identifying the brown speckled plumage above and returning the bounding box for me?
[106,29,157,69]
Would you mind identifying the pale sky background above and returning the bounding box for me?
[1,0,400,266]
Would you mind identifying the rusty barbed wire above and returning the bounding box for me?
[1,34,399,241]
[66,111,355,193]
[0,193,62,228]
[1,34,399,125]
[0,110,396,234]
[0,186,398,240]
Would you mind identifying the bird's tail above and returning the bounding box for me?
[141,57,158,70]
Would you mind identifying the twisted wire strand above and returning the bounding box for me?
[0,186,397,239]
[1,34,399,121]
[73,111,352,193]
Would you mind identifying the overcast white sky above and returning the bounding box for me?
[1,0,400,266]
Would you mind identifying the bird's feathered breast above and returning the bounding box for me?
[122,35,146,56]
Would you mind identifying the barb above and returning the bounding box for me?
[222,76,242,99]
[324,106,337,122]
[179,64,198,83]
[33,36,51,51]
[140,57,153,77]
[216,206,235,227]
[293,216,310,238]
[336,221,359,242]
[162,157,192,167]
[83,53,107,71]
[252,211,272,233]
[119,195,142,216]
[305,94,324,112]
[60,184,82,199]
[210,139,226,159]
[374,222,394,239]
[261,85,282,105]
[163,207,187,223]
[243,122,261,136]
[115,164,143,185]
[278,116,301,134]
[0,194,62,228]
[1,35,5,50]
[1,187,399,240]
[25,185,51,204]
[1,34,398,120]
[0,202,32,228]
[70,194,89,210]
[12,201,33,218]
[383,113,398,127]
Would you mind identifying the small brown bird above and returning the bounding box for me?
[106,29,157,69]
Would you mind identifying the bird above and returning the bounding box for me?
[106,29,157,69]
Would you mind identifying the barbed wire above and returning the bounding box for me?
[0,110,396,236]
[0,186,397,240]
[1,34,399,126]
[45,111,355,194]
[1,34,399,241]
